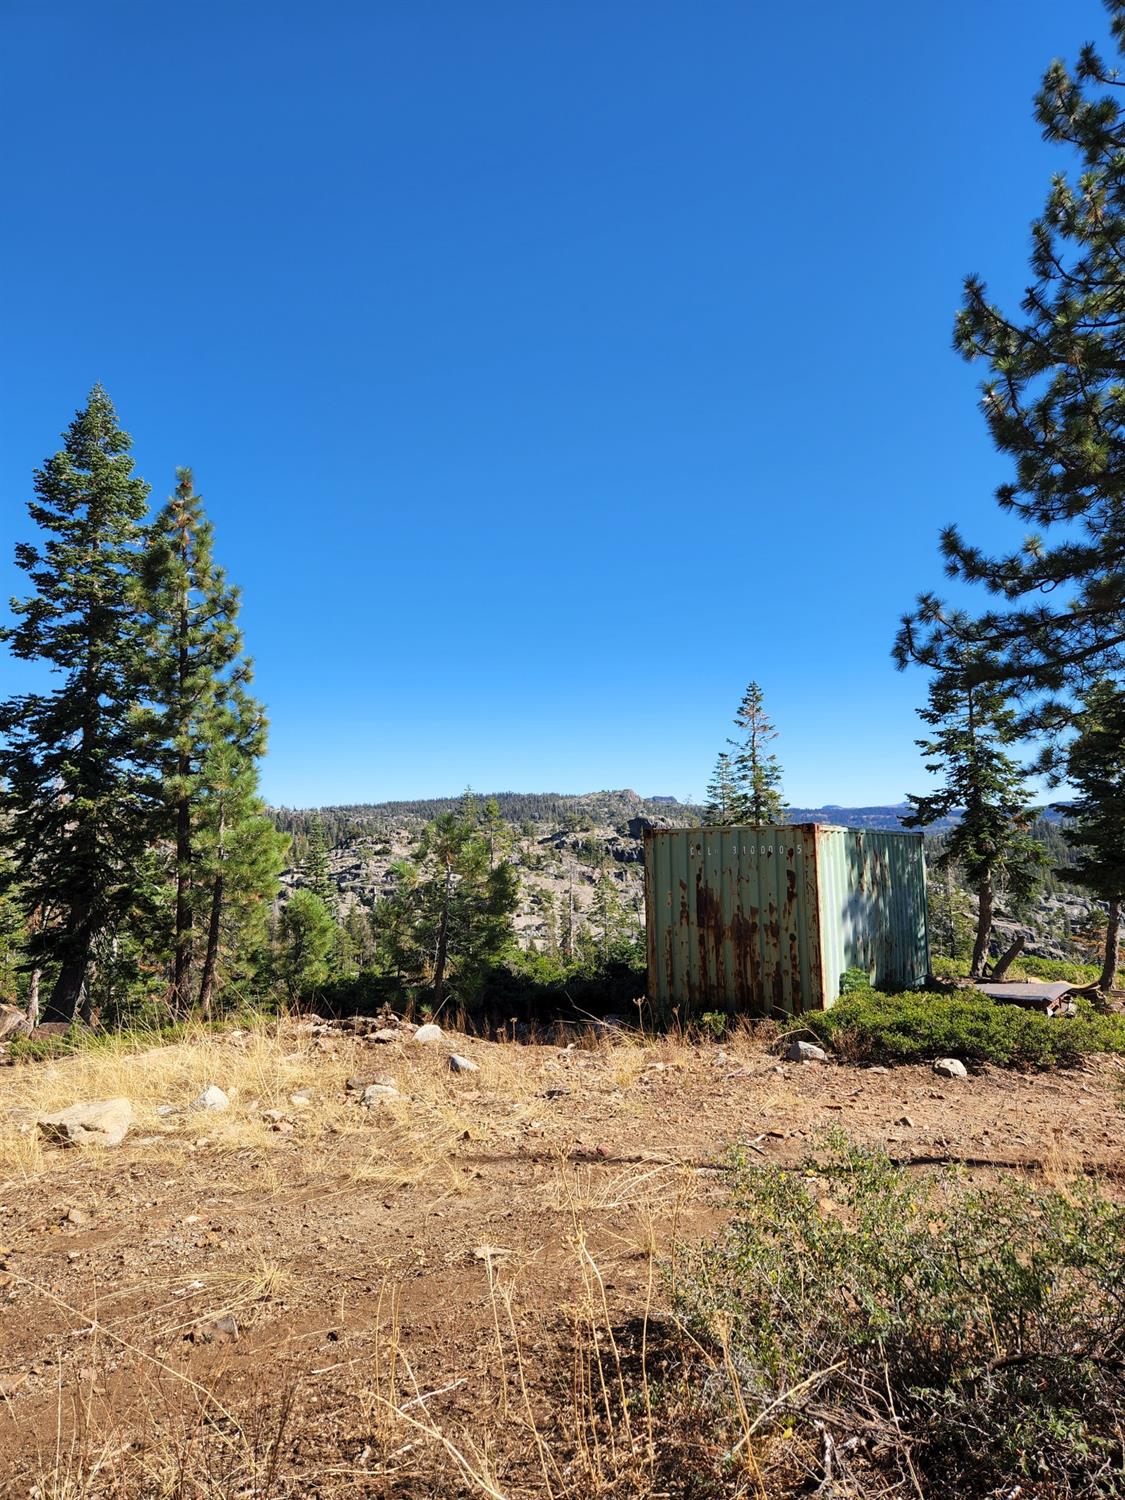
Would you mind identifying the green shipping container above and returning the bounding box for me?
[644,824,929,1020]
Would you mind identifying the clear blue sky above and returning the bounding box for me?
[0,1,1106,808]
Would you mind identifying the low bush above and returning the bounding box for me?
[929,952,1124,987]
[676,1137,1125,1498]
[805,986,1125,1068]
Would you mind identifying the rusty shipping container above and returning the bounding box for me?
[644,824,929,1020]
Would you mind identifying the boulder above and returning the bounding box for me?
[933,1057,968,1080]
[786,1040,828,1063]
[192,1085,229,1111]
[0,1005,31,1043]
[38,1098,133,1149]
[449,1054,479,1074]
[413,1023,443,1044]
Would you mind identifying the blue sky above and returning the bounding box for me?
[0,1,1107,808]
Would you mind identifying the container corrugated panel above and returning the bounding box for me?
[645,825,824,1021]
[645,824,928,1021]
[814,827,929,1003]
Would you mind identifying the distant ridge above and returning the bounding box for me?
[268,791,1069,836]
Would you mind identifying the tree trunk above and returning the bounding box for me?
[1099,898,1121,993]
[172,785,194,1016]
[990,933,1024,982]
[197,871,224,1019]
[26,968,40,1029]
[432,859,453,1007]
[970,870,993,979]
[43,938,91,1024]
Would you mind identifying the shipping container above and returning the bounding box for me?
[644,824,929,1020]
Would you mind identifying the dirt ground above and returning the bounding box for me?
[0,1019,1122,1498]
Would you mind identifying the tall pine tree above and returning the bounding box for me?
[0,388,151,1021]
[135,469,254,1014]
[896,5,1125,708]
[729,682,785,824]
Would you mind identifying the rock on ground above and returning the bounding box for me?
[449,1054,479,1074]
[192,1085,230,1111]
[38,1098,133,1149]
[933,1057,968,1079]
[0,1005,31,1043]
[413,1024,443,1044]
[786,1040,828,1063]
[361,1083,401,1107]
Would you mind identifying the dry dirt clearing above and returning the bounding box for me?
[0,1019,1123,1498]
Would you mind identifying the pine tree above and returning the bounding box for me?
[896,8,1125,706]
[587,872,630,964]
[904,663,1046,977]
[135,469,254,1014]
[0,388,151,1021]
[414,805,519,1007]
[480,797,509,869]
[1060,680,1125,991]
[704,751,741,824]
[276,889,336,1000]
[193,694,286,1016]
[729,682,785,824]
[303,816,334,907]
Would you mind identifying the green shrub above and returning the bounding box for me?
[698,1010,729,1041]
[805,987,1125,1068]
[929,952,1124,987]
[676,1137,1125,1497]
[928,953,964,980]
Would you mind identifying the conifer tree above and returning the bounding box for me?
[194,695,286,1015]
[704,751,741,823]
[276,889,336,1000]
[587,872,630,964]
[729,682,785,824]
[0,388,151,1021]
[135,469,254,1013]
[480,797,509,869]
[303,816,334,907]
[1060,680,1125,991]
[904,663,1046,977]
[414,799,519,1007]
[896,7,1125,706]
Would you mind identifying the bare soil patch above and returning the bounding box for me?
[1,1021,1122,1496]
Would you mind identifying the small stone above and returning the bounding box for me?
[38,1098,133,1149]
[261,1109,289,1124]
[192,1085,229,1111]
[897,1115,916,1129]
[64,1207,89,1227]
[786,1040,828,1064]
[289,1093,312,1108]
[270,1120,295,1134]
[155,1104,174,1116]
[361,1083,400,1107]
[449,1054,479,1074]
[413,1023,443,1044]
[191,1313,239,1344]
[371,1028,400,1044]
[933,1058,968,1080]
